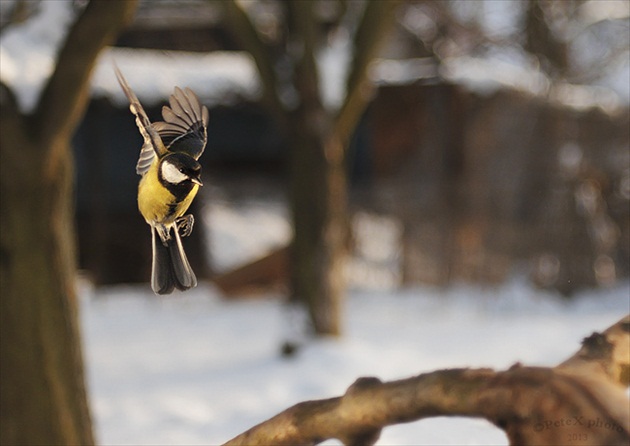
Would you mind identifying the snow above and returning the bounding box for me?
[2,0,628,118]
[440,54,625,112]
[80,196,630,445]
[0,1,78,112]
[579,0,630,26]
[0,2,261,111]
[318,29,352,110]
[81,279,629,445]
[91,48,261,108]
[202,196,290,274]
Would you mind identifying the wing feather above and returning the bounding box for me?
[161,107,190,130]
[169,88,192,120]
[154,86,209,160]
[114,66,167,176]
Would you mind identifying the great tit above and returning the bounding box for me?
[115,67,209,295]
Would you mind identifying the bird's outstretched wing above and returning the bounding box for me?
[114,66,167,176]
[153,87,209,161]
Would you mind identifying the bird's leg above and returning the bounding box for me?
[155,224,171,246]
[176,214,194,238]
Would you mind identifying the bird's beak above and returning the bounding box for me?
[192,177,203,186]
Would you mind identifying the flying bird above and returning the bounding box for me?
[115,66,209,294]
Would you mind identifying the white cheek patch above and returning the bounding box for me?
[161,161,189,184]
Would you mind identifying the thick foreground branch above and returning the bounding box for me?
[225,315,630,446]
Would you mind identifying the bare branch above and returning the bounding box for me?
[0,80,19,117]
[224,316,630,446]
[331,0,399,155]
[345,0,399,96]
[558,314,630,386]
[219,0,286,130]
[286,1,320,109]
[0,0,39,34]
[33,0,137,152]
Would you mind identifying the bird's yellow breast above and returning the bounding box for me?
[137,161,199,225]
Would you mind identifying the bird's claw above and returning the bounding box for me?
[176,214,194,238]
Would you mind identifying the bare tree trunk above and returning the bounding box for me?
[221,0,397,336]
[224,315,630,446]
[288,110,339,334]
[0,2,137,444]
[287,0,398,336]
[288,114,350,336]
[285,1,343,335]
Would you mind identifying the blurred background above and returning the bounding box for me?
[2,0,628,444]
[64,0,629,296]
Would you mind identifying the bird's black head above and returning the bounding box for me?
[159,152,202,187]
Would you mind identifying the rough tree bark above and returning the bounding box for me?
[220,0,398,336]
[0,1,137,444]
[224,315,630,446]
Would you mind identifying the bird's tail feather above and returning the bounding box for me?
[151,226,197,295]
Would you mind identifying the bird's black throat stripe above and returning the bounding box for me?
[166,202,179,219]
[163,181,196,218]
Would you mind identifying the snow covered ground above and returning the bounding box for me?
[81,279,628,446]
[80,194,629,445]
